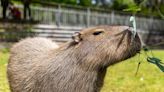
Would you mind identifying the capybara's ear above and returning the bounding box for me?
[72,32,82,43]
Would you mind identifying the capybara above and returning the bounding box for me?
[7,25,141,92]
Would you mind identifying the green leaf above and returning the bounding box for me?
[147,57,164,72]
[123,6,141,13]
[156,62,164,72]
[147,57,156,64]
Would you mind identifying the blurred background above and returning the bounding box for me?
[0,0,164,92]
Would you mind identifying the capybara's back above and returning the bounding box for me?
[7,37,59,92]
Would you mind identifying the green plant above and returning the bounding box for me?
[3,28,36,42]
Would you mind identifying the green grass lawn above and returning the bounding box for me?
[0,49,10,92]
[0,49,164,92]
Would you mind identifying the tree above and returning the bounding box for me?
[40,0,76,5]
[134,0,142,5]
[62,0,77,5]
[112,0,128,11]
[79,0,91,6]
[134,0,164,18]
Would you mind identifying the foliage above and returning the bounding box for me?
[112,0,129,11]
[133,0,164,18]
[79,0,92,6]
[50,0,77,5]
[2,28,36,42]
[0,50,164,92]
[11,0,164,18]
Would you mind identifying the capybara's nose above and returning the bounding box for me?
[127,27,141,44]
[129,28,142,49]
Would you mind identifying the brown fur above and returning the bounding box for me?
[7,25,141,92]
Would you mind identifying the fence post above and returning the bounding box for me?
[56,5,61,27]
[87,8,91,27]
[111,11,114,24]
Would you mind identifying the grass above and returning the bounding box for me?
[101,50,164,92]
[0,49,164,92]
[0,49,10,92]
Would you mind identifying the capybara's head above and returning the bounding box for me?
[70,25,141,68]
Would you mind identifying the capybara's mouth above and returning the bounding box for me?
[124,47,141,60]
[128,32,142,57]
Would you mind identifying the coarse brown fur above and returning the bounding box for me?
[7,25,141,92]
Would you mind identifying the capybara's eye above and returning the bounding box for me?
[93,31,104,36]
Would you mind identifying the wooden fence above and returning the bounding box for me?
[0,25,81,43]
[0,5,164,48]
[0,5,164,31]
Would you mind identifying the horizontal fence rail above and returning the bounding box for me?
[0,26,81,43]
